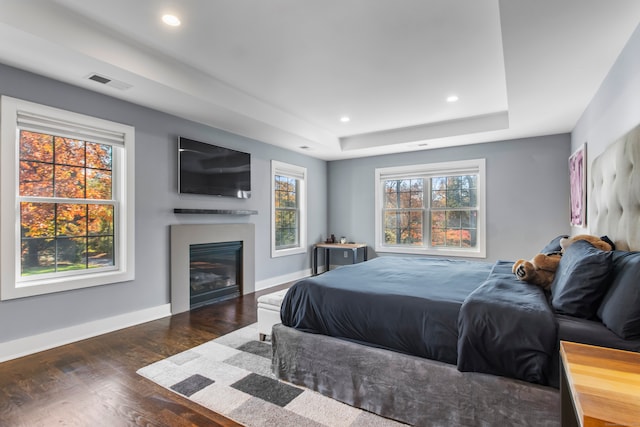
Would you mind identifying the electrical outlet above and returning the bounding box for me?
[344,251,349,258]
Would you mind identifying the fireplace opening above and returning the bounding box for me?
[189,241,242,309]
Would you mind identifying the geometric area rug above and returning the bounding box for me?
[137,323,406,426]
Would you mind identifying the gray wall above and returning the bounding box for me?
[571,23,640,234]
[327,134,571,263]
[0,63,327,343]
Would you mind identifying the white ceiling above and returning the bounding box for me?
[0,0,638,160]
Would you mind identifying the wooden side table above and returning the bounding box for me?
[560,341,640,427]
[312,243,368,275]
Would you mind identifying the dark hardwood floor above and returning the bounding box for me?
[0,283,290,426]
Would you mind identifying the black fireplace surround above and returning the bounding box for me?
[189,241,242,308]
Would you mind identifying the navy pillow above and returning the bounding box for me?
[541,235,569,254]
[597,251,640,339]
[551,240,613,319]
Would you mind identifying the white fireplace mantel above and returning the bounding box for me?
[170,223,255,314]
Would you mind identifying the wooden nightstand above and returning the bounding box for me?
[560,341,640,427]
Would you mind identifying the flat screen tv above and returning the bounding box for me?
[178,137,251,198]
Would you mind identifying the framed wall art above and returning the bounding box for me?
[569,143,587,226]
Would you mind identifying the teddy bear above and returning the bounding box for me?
[559,234,614,252]
[512,234,615,290]
[512,252,562,290]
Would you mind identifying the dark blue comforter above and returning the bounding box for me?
[457,261,558,385]
[280,256,558,385]
[281,256,492,365]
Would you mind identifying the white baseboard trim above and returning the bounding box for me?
[2,268,326,363]
[0,304,171,363]
[254,269,312,292]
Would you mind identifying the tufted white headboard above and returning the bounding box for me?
[589,124,640,251]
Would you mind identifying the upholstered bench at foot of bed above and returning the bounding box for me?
[272,323,560,426]
[257,288,289,341]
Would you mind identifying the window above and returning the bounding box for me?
[271,160,307,257]
[374,159,486,258]
[1,96,135,300]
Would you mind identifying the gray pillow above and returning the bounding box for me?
[597,251,640,339]
[540,235,569,254]
[551,240,613,319]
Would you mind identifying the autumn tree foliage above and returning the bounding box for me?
[19,131,114,275]
[274,175,299,248]
[383,175,477,248]
[384,179,424,245]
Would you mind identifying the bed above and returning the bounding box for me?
[271,124,640,426]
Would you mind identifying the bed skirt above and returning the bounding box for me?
[272,324,560,426]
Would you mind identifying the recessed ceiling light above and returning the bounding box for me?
[162,14,181,27]
[446,95,459,103]
[340,116,350,123]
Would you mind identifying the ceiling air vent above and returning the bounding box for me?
[86,73,132,90]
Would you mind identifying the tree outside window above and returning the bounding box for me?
[383,178,424,245]
[382,175,477,249]
[274,175,299,249]
[375,159,485,258]
[19,131,115,276]
[430,175,478,249]
[271,160,307,258]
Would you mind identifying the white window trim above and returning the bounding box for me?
[271,160,307,258]
[374,158,486,258]
[0,96,135,300]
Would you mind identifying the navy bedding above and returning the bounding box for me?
[280,256,492,364]
[281,256,562,386]
[457,261,558,385]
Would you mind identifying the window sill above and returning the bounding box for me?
[2,268,134,301]
[271,246,307,258]
[375,245,486,259]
